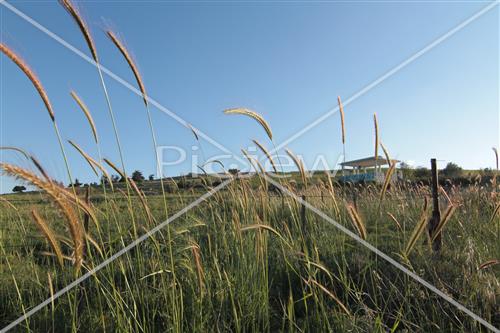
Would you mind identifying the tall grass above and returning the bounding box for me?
[0,44,75,190]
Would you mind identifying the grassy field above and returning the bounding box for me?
[0,177,499,332]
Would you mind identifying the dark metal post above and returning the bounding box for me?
[428,158,442,251]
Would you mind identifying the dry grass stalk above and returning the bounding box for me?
[47,272,55,310]
[30,156,52,182]
[188,124,199,141]
[104,158,153,222]
[380,142,391,166]
[68,141,113,189]
[404,197,430,257]
[252,139,277,173]
[439,186,452,205]
[242,149,267,190]
[1,162,97,227]
[190,242,205,294]
[130,178,155,224]
[106,30,148,106]
[31,209,64,267]
[492,147,498,190]
[103,158,127,180]
[285,148,307,187]
[431,204,456,242]
[324,171,340,216]
[240,224,290,247]
[493,147,498,170]
[307,278,351,317]
[0,44,54,121]
[386,212,402,232]
[85,233,103,257]
[70,91,98,143]
[373,113,379,161]
[346,204,367,240]
[0,146,31,159]
[379,162,396,203]
[59,0,98,62]
[478,259,499,270]
[224,108,273,140]
[337,96,345,144]
[53,195,83,271]
[68,140,98,176]
[242,149,265,174]
[489,201,500,224]
[0,197,18,211]
[0,146,51,181]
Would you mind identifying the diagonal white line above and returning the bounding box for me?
[263,175,500,333]
[269,0,498,155]
[0,0,240,160]
[0,179,233,333]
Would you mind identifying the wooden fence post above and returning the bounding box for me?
[428,158,442,252]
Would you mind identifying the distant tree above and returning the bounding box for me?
[442,162,462,178]
[399,162,413,179]
[132,170,145,182]
[481,168,494,177]
[111,175,120,183]
[414,167,430,179]
[74,179,82,187]
[12,185,26,193]
[399,162,412,170]
[148,174,155,181]
[228,168,239,176]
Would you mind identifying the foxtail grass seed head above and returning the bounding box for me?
[106,30,148,106]
[104,158,127,180]
[31,209,64,267]
[252,139,277,173]
[346,204,367,240]
[68,140,99,176]
[68,140,114,189]
[431,204,456,242]
[0,146,51,181]
[0,44,54,121]
[1,162,84,271]
[224,108,273,141]
[70,91,99,143]
[379,162,396,203]
[189,124,200,141]
[59,0,98,63]
[285,148,307,187]
[478,259,500,270]
[380,142,391,166]
[492,147,498,170]
[404,198,430,257]
[337,96,345,144]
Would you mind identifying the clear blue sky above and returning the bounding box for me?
[1,1,498,193]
